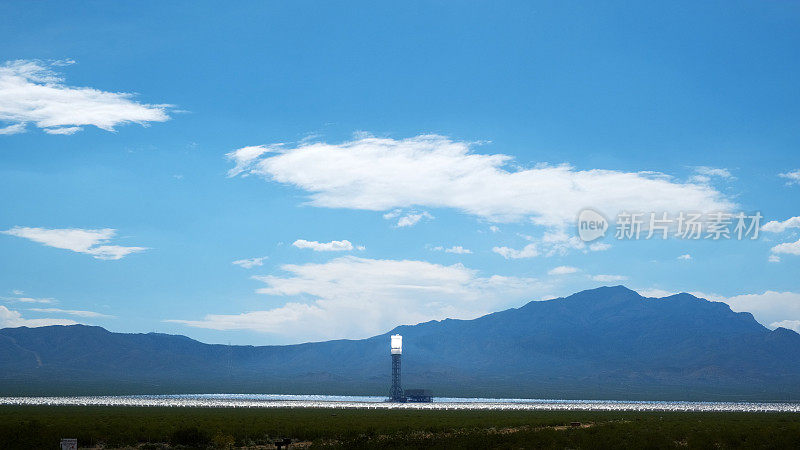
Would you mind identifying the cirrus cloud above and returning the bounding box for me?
[28,308,113,318]
[0,59,173,135]
[166,256,553,342]
[1,226,147,260]
[0,305,77,328]
[430,245,472,254]
[779,170,800,185]
[590,274,628,282]
[493,243,539,259]
[232,256,268,269]
[226,134,734,227]
[548,266,580,275]
[689,166,734,184]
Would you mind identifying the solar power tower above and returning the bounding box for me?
[390,334,404,402]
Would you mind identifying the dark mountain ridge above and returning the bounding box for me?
[2,286,799,400]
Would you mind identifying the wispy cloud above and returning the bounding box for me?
[493,229,608,259]
[28,308,113,318]
[232,256,267,269]
[292,239,359,252]
[548,266,579,275]
[430,245,472,254]
[589,242,611,251]
[0,305,76,328]
[1,296,57,304]
[226,134,733,227]
[383,209,433,228]
[493,243,539,259]
[0,123,26,135]
[226,145,276,177]
[689,166,734,184]
[779,170,800,185]
[2,226,147,260]
[678,254,692,260]
[0,59,173,135]
[167,256,552,341]
[590,274,628,282]
[635,288,678,298]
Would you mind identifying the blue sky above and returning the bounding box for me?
[1,1,799,344]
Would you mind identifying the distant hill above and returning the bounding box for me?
[2,286,800,401]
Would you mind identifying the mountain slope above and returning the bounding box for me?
[2,286,799,400]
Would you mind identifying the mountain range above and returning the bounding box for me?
[2,286,799,401]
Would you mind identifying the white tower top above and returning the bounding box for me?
[390,334,402,354]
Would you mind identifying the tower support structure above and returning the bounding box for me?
[389,334,405,402]
[391,353,403,401]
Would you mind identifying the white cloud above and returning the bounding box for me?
[489,225,500,233]
[85,245,148,260]
[779,170,800,185]
[226,145,275,177]
[167,256,551,341]
[292,239,356,252]
[771,238,800,256]
[695,166,733,178]
[28,308,113,318]
[0,59,172,135]
[770,320,800,333]
[383,209,433,228]
[589,242,611,251]
[2,296,57,304]
[0,305,76,328]
[493,243,539,259]
[431,245,472,254]
[763,218,800,259]
[494,229,607,259]
[689,166,733,184]
[0,122,26,135]
[539,229,588,256]
[44,126,82,135]
[548,266,579,275]
[226,134,733,227]
[1,226,147,260]
[678,254,692,260]
[232,256,267,269]
[635,288,677,298]
[397,212,432,227]
[635,288,800,333]
[643,289,727,302]
[762,216,800,233]
[590,274,628,282]
[725,291,800,328]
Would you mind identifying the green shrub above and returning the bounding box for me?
[170,426,211,448]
